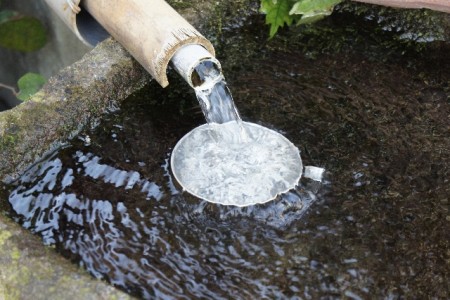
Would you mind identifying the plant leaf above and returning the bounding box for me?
[17,73,46,101]
[261,0,294,38]
[290,0,342,16]
[0,16,47,52]
[290,0,342,26]
[297,12,329,25]
[290,0,342,15]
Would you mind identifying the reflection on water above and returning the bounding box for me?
[9,148,321,298]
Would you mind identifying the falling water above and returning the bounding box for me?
[170,61,305,206]
[192,61,241,124]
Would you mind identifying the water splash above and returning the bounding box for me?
[179,63,305,206]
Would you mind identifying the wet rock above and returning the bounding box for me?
[337,2,450,44]
[0,38,150,183]
[0,213,133,299]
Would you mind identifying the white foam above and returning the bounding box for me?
[171,122,302,206]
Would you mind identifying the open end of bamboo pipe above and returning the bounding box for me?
[170,44,222,89]
[43,0,109,46]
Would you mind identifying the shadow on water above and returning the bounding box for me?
[3,10,450,299]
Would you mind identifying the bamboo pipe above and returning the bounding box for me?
[352,0,450,13]
[82,0,217,88]
[43,0,109,46]
[44,0,218,88]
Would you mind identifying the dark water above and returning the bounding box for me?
[3,12,450,299]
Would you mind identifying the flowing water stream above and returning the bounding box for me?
[193,61,241,124]
[180,60,305,207]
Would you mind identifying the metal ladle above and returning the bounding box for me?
[170,122,323,207]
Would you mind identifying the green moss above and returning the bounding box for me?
[0,231,12,246]
[2,287,20,300]
[10,248,21,261]
[166,0,193,10]
[0,233,29,300]
[0,134,17,150]
[24,89,46,103]
[0,16,47,52]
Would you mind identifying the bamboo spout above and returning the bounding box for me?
[44,0,216,88]
[171,44,222,89]
[82,0,216,88]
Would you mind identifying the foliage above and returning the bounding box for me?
[260,0,342,38]
[260,0,294,38]
[0,2,47,104]
[16,73,46,101]
[0,11,47,52]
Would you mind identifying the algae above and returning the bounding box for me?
[0,230,12,246]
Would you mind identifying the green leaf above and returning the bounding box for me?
[261,0,294,38]
[290,0,342,17]
[17,73,46,101]
[297,12,329,25]
[0,16,47,52]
